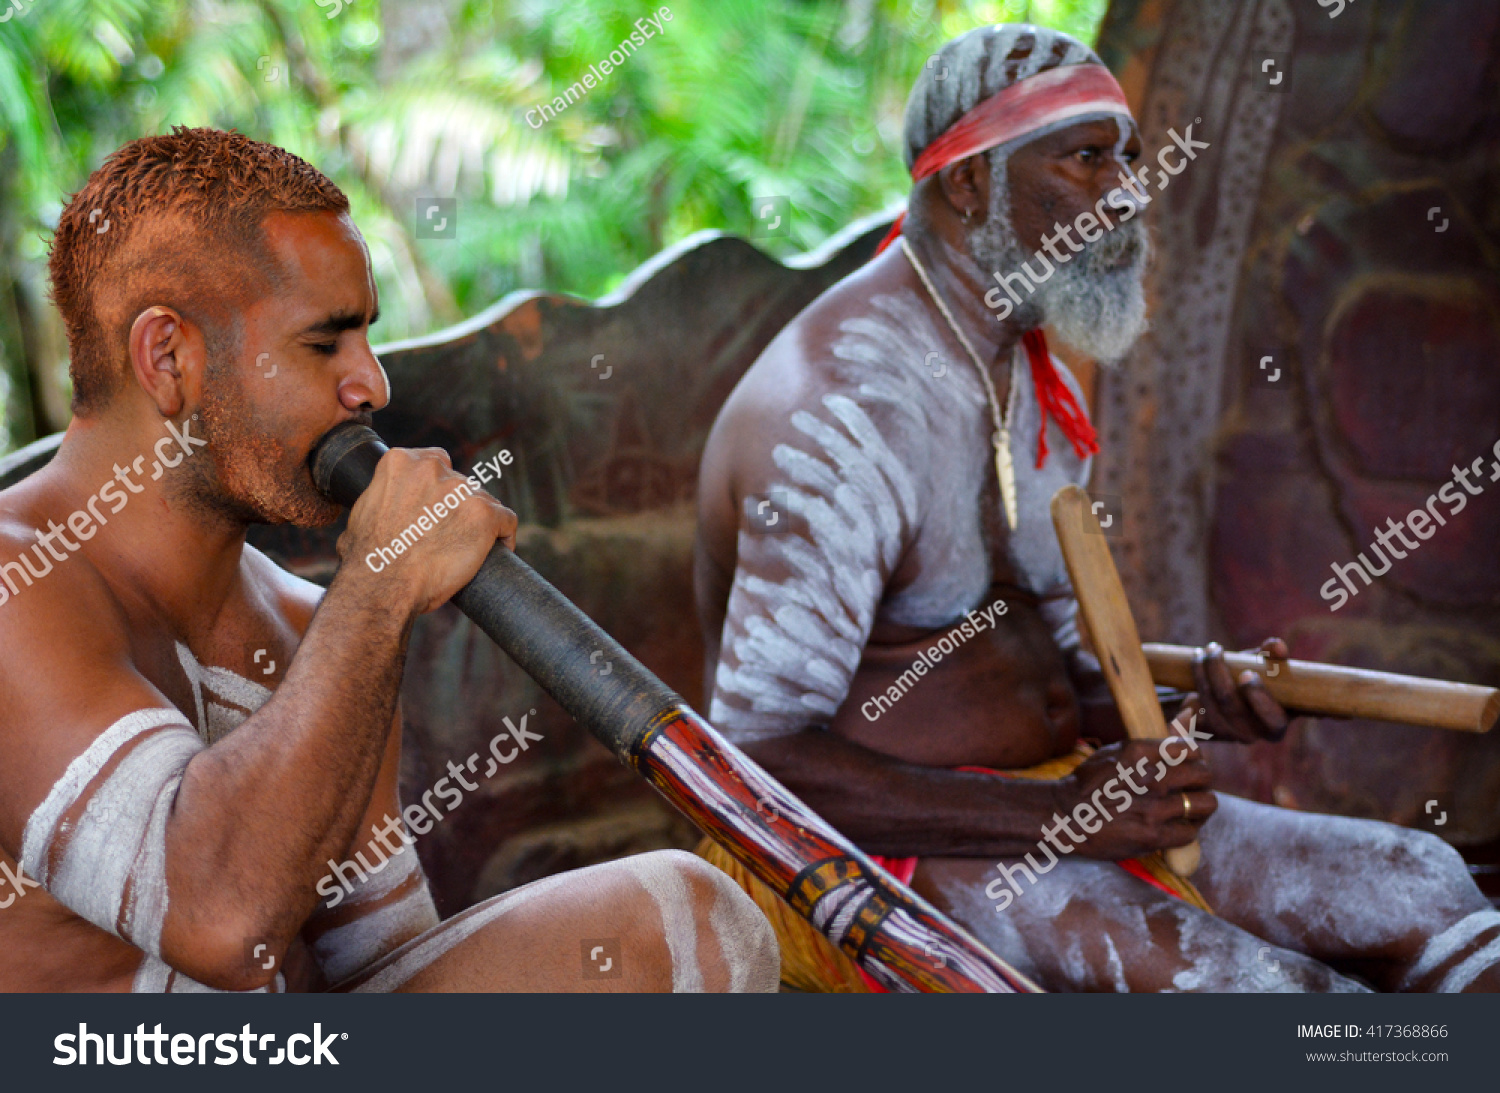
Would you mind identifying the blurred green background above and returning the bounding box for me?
[0,0,1106,456]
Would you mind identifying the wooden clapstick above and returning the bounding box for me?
[1050,485,1200,877]
[1143,645,1499,734]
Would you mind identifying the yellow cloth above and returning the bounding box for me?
[697,837,874,993]
[695,744,1211,992]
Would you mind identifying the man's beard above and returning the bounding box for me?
[179,353,344,528]
[968,156,1151,366]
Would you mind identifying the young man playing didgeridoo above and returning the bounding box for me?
[694,24,1498,993]
[0,128,778,994]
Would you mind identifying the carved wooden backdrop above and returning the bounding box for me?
[1094,0,1500,858]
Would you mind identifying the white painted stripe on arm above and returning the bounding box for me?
[19,708,191,883]
[711,394,919,741]
[43,724,202,953]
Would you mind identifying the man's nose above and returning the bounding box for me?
[1104,168,1148,219]
[339,345,390,413]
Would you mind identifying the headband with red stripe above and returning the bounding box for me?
[878,61,1134,256]
[880,60,1132,468]
[912,61,1132,183]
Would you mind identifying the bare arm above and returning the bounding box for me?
[0,446,513,990]
[743,727,1212,861]
[742,730,1068,859]
[297,698,439,988]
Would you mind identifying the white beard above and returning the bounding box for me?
[968,155,1151,366]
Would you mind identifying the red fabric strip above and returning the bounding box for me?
[874,64,1129,262]
[1022,328,1099,467]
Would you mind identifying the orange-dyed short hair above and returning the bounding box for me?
[48,127,350,415]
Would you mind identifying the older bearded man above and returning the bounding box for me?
[693,24,1499,993]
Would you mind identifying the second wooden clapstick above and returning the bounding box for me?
[1142,645,1499,735]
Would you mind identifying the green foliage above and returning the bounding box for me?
[0,0,1108,453]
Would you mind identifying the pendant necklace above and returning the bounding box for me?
[901,237,1021,530]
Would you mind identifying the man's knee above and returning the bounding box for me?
[1382,827,1477,908]
[623,850,779,993]
[1382,831,1500,992]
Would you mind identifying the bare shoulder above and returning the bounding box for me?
[708,243,933,486]
[241,543,325,637]
[0,507,168,853]
[0,496,136,667]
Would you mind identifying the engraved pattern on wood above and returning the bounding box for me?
[1092,0,1291,643]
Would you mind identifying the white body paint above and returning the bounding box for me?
[931,792,1500,993]
[312,844,439,987]
[620,854,704,992]
[176,640,272,744]
[351,871,582,993]
[709,882,776,993]
[21,708,202,957]
[1400,910,1500,993]
[21,647,436,994]
[710,289,1091,743]
[348,854,778,994]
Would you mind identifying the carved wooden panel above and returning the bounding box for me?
[1095,0,1500,851]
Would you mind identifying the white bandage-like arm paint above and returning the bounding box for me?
[311,843,439,986]
[21,707,203,958]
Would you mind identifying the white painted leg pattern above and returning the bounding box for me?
[1401,910,1500,992]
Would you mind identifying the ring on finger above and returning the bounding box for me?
[1181,793,1193,821]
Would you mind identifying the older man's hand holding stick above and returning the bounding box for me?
[1052,484,1500,879]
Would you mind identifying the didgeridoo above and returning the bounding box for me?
[310,423,1039,994]
[1142,645,1500,735]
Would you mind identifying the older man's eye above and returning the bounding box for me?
[1076,147,1101,164]
[310,342,338,356]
